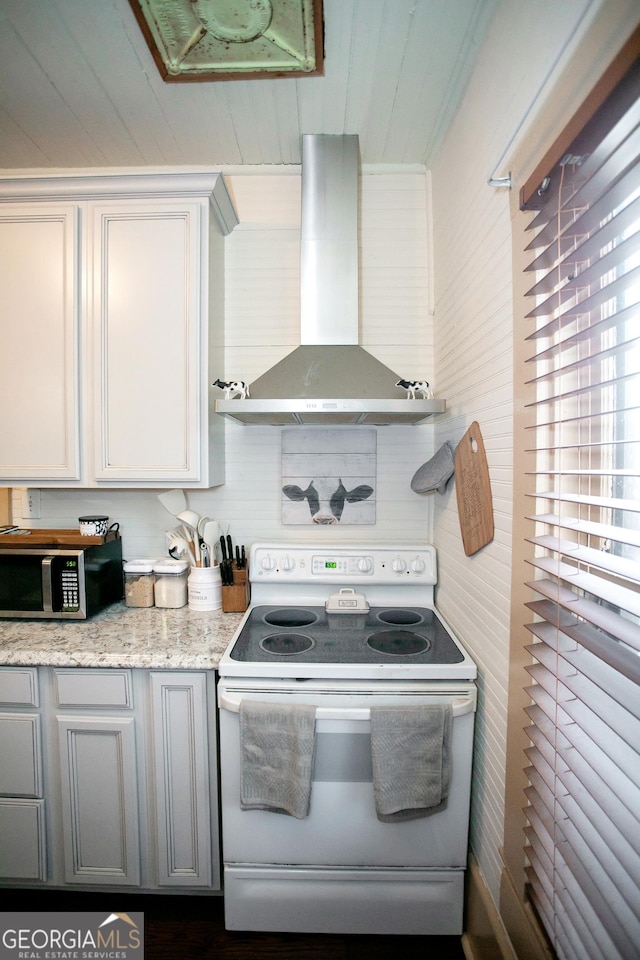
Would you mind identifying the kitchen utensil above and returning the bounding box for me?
[177,510,202,565]
[202,520,220,564]
[219,535,229,583]
[454,421,494,556]
[176,509,201,533]
[167,532,195,566]
[157,489,187,517]
[197,516,212,566]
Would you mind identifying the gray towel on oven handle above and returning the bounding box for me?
[239,699,316,819]
[369,703,452,822]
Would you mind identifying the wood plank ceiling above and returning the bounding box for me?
[0,0,497,169]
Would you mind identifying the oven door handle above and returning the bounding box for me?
[218,691,476,719]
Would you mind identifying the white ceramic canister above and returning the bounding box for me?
[188,565,222,611]
[153,558,189,608]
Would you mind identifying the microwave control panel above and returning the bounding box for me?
[60,557,80,612]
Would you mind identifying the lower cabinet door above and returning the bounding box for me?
[0,798,46,880]
[0,713,42,797]
[150,672,214,887]
[57,715,140,885]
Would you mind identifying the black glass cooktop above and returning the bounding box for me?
[229,605,464,665]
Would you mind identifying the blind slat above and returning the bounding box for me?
[525,193,640,299]
[526,557,640,616]
[528,513,640,549]
[524,261,640,321]
[525,578,640,651]
[525,605,640,692]
[527,490,640,514]
[528,534,640,582]
[525,191,640,277]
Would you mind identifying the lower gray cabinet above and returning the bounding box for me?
[0,799,46,880]
[57,714,140,885]
[0,666,220,891]
[54,668,140,886]
[150,672,214,887]
[0,667,46,881]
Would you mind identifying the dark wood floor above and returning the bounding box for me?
[3,891,467,959]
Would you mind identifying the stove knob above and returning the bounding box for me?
[279,554,295,572]
[260,554,275,571]
[392,557,407,574]
[357,557,373,574]
[411,557,427,574]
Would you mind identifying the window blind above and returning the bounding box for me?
[520,55,640,960]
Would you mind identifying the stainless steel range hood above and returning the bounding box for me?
[215,134,445,426]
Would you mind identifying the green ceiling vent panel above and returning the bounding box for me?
[130,0,324,81]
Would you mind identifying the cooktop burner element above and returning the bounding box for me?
[263,609,319,628]
[260,633,315,656]
[218,542,477,680]
[366,630,430,656]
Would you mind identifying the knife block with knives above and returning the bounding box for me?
[219,534,250,612]
[221,562,250,612]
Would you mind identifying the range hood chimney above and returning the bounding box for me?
[215,134,445,425]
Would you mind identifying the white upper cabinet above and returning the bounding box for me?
[0,169,238,488]
[0,204,81,482]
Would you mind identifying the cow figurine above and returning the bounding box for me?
[283,478,374,524]
[212,378,250,400]
[395,379,432,399]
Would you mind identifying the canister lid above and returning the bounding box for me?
[153,558,189,574]
[123,559,155,574]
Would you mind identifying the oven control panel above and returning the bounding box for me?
[251,543,437,585]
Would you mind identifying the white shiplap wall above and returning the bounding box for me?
[13,170,439,556]
[429,0,596,909]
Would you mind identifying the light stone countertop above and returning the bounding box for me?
[0,603,244,670]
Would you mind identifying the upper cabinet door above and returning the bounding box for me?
[0,205,81,481]
[91,199,205,484]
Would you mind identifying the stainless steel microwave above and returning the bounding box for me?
[0,538,123,619]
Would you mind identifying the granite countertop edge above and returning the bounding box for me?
[0,603,244,670]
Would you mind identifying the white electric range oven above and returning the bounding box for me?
[217,542,477,936]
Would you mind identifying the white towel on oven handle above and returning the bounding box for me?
[239,699,316,819]
[369,703,452,822]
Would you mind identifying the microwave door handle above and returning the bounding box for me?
[218,691,475,719]
[42,556,54,613]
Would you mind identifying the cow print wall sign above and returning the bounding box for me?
[281,428,376,525]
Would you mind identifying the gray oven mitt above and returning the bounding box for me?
[411,441,455,495]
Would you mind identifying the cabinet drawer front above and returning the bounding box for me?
[0,714,42,797]
[54,669,132,708]
[0,798,46,881]
[0,667,39,706]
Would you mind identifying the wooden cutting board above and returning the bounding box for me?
[0,528,118,547]
[454,421,494,556]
